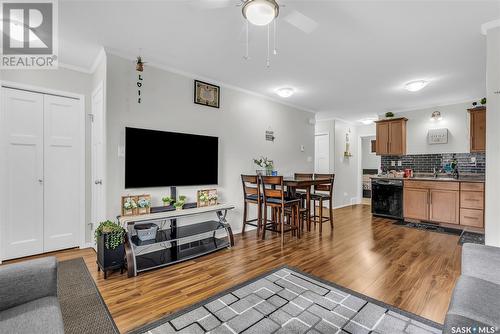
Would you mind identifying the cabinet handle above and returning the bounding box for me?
[464,216,478,220]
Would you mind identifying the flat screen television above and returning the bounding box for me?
[125,127,218,188]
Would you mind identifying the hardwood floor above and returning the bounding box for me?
[3,204,461,333]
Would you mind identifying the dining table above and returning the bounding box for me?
[283,177,332,231]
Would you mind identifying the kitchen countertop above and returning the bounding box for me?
[370,174,485,183]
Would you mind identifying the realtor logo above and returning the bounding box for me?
[1,0,58,69]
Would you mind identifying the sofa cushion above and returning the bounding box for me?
[462,243,500,285]
[446,275,500,328]
[0,296,64,334]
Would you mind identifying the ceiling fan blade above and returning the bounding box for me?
[191,0,238,10]
[283,10,319,34]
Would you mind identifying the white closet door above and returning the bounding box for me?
[43,95,81,252]
[1,88,44,259]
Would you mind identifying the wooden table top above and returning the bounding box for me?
[283,177,331,187]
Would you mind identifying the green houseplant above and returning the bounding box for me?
[481,97,487,105]
[162,196,173,206]
[95,220,126,278]
[385,112,395,118]
[174,195,187,210]
[253,157,274,176]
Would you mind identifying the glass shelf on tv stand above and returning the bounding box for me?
[119,204,235,277]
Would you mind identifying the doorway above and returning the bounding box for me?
[361,136,380,205]
[315,133,329,173]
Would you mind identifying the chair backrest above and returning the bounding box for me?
[241,175,259,198]
[294,173,313,180]
[259,175,284,203]
[314,173,335,194]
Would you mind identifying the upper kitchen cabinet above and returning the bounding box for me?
[375,118,408,155]
[468,106,486,152]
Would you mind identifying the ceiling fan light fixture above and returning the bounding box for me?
[242,0,279,26]
[275,87,295,98]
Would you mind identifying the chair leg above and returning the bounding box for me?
[296,205,300,239]
[262,204,267,240]
[319,198,323,235]
[281,209,285,246]
[257,202,262,236]
[329,197,334,229]
[242,201,248,234]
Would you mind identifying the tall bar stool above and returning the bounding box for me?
[241,175,262,236]
[293,173,314,230]
[260,176,301,246]
[311,174,335,234]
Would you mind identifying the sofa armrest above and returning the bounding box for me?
[0,256,57,312]
[462,243,500,285]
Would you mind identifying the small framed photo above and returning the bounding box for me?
[194,80,220,108]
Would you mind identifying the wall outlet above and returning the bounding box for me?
[470,156,476,163]
[300,145,305,152]
[397,160,402,167]
[391,161,396,167]
[307,156,312,162]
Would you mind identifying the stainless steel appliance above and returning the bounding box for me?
[371,178,403,219]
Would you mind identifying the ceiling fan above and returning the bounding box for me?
[194,0,319,66]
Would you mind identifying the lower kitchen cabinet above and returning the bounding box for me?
[429,189,460,225]
[403,188,429,221]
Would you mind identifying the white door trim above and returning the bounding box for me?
[0,81,86,261]
[90,81,106,249]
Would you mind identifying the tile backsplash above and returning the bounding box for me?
[381,152,485,174]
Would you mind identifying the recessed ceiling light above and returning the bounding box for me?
[404,80,429,92]
[275,87,295,98]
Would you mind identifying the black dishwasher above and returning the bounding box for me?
[371,179,403,220]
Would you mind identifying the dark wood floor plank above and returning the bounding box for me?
[2,204,461,333]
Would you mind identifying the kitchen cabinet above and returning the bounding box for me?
[404,180,460,225]
[375,118,407,156]
[460,182,485,228]
[429,189,460,224]
[468,107,486,152]
[403,187,429,221]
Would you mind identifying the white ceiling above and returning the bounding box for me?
[59,0,500,121]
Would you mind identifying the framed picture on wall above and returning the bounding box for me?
[194,80,220,108]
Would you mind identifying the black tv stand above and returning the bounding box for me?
[119,204,234,277]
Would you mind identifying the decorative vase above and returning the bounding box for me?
[266,167,273,176]
[256,169,265,176]
[163,202,170,207]
[176,206,183,211]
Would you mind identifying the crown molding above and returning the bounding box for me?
[89,47,106,74]
[104,47,316,114]
[481,19,500,36]
[59,62,92,74]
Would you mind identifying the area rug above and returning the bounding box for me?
[58,257,119,334]
[131,266,442,334]
[394,221,485,246]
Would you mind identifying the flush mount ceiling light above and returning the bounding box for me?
[404,80,429,92]
[275,87,295,98]
[242,0,279,26]
[360,118,377,125]
[430,111,442,121]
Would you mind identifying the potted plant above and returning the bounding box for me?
[198,192,209,207]
[385,112,395,118]
[208,193,218,206]
[481,97,487,106]
[94,220,126,279]
[137,197,151,215]
[162,196,173,207]
[253,157,274,176]
[174,200,185,211]
[123,197,137,216]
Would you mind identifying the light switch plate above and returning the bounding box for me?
[391,161,396,167]
[398,161,402,167]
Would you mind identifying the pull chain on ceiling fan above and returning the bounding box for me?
[242,0,280,67]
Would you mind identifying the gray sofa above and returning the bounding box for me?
[444,243,500,333]
[0,257,64,334]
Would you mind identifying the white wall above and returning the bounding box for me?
[1,67,94,243]
[485,25,500,247]
[333,121,359,207]
[315,119,335,172]
[389,101,474,154]
[362,136,379,170]
[105,53,314,232]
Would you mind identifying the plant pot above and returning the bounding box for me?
[175,206,183,211]
[163,202,171,207]
[266,168,273,176]
[96,234,125,279]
